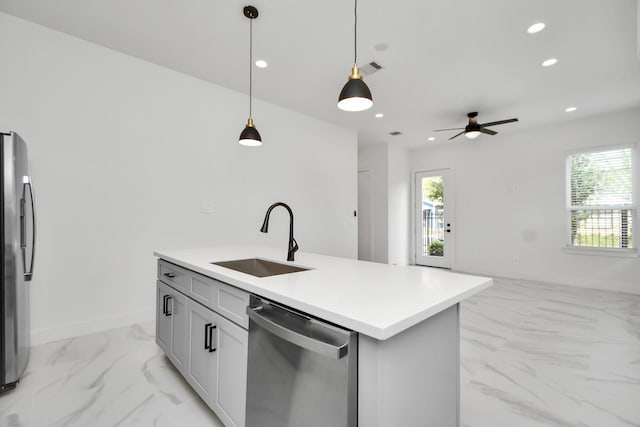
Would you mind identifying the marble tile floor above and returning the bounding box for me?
[460,278,640,427]
[0,277,638,427]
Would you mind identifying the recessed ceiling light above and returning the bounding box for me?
[428,137,435,141]
[565,107,577,112]
[375,113,384,118]
[255,60,268,68]
[542,58,557,67]
[527,22,546,34]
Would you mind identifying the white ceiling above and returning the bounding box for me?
[1,0,639,148]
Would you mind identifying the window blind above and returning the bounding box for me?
[568,147,634,249]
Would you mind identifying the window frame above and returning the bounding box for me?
[564,143,637,255]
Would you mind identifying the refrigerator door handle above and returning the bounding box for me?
[21,176,35,281]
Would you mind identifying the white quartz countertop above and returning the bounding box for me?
[154,246,492,340]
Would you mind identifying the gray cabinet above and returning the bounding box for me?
[156,281,172,355]
[186,299,217,405]
[211,313,248,427]
[158,259,250,329]
[157,260,248,427]
[169,290,188,372]
[156,280,188,374]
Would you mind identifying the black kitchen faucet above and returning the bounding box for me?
[260,202,299,262]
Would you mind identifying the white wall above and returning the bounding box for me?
[637,0,640,59]
[387,145,410,265]
[358,144,411,265]
[0,13,358,344]
[410,106,640,294]
[358,145,388,263]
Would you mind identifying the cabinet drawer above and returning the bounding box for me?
[158,260,189,292]
[189,271,249,329]
[189,273,218,308]
[215,281,250,330]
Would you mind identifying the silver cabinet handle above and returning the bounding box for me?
[247,305,350,359]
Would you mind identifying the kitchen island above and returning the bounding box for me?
[154,246,492,427]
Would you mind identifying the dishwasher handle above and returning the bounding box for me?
[247,305,350,360]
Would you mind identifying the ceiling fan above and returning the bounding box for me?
[434,112,518,140]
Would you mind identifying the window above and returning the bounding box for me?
[567,145,635,251]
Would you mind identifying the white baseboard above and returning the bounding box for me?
[30,309,155,346]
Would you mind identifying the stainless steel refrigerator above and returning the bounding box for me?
[0,131,35,392]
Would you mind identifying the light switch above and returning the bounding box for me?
[201,201,214,214]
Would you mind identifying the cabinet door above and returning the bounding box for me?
[156,281,172,354]
[213,313,248,427]
[186,300,218,405]
[169,290,189,373]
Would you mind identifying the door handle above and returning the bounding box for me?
[163,295,172,316]
[20,198,26,248]
[204,323,217,352]
[21,177,36,281]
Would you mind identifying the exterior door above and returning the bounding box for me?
[415,169,454,268]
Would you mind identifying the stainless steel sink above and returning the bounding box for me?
[211,258,310,278]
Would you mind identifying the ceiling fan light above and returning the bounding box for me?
[465,130,481,139]
[239,118,262,146]
[338,77,373,112]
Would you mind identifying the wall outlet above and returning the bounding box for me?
[201,201,214,214]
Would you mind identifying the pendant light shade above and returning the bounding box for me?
[338,66,373,112]
[338,0,373,112]
[239,118,262,146]
[239,6,262,146]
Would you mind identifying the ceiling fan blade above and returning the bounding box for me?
[481,118,518,127]
[433,127,465,132]
[448,131,465,140]
[480,128,497,135]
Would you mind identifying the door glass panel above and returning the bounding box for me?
[421,175,444,258]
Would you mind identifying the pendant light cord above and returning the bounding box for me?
[249,18,253,119]
[354,0,358,65]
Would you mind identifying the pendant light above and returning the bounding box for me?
[239,6,262,146]
[338,0,373,112]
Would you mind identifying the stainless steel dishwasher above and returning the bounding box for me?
[246,295,358,427]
